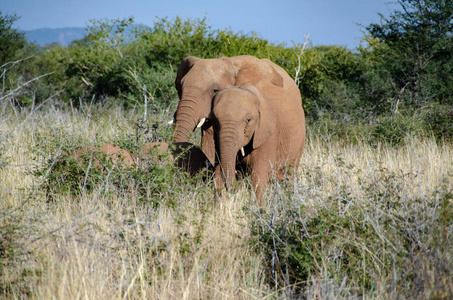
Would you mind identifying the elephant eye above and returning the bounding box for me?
[212,89,219,95]
[245,119,251,124]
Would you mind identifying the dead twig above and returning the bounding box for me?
[0,72,54,102]
[294,34,310,86]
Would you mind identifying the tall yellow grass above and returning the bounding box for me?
[1,105,452,299]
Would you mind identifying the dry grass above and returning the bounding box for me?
[299,133,452,204]
[1,103,452,299]
[1,105,269,299]
[256,132,453,298]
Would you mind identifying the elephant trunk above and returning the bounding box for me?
[215,129,240,189]
[173,87,205,143]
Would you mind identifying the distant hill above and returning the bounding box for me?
[25,27,86,46]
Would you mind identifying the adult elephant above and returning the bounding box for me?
[173,55,286,165]
[211,80,305,205]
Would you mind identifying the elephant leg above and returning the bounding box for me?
[250,162,271,206]
[214,164,228,199]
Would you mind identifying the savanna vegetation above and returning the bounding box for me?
[1,0,452,298]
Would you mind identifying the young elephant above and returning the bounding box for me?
[70,144,138,167]
[211,80,305,205]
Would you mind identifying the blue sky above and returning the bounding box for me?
[1,0,396,49]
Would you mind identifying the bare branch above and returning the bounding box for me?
[0,72,54,102]
[127,69,155,121]
[293,34,310,86]
[0,56,34,73]
[1,56,35,93]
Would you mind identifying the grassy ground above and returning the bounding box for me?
[1,102,452,299]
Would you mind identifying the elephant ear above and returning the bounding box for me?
[175,56,200,98]
[240,84,277,149]
[234,58,284,88]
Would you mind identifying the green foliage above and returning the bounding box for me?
[0,210,43,298]
[365,0,453,108]
[87,16,135,54]
[307,110,447,147]
[137,16,216,64]
[12,16,296,107]
[369,114,426,146]
[34,142,209,207]
[41,151,145,206]
[0,12,26,66]
[253,165,453,297]
[136,16,283,63]
[420,103,453,141]
[35,146,136,198]
[1,11,452,141]
[297,46,366,119]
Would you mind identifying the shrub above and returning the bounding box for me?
[420,103,453,141]
[297,46,366,119]
[35,145,141,200]
[34,141,210,207]
[0,12,26,65]
[3,14,452,145]
[252,165,453,297]
[369,114,426,146]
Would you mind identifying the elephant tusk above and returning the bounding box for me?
[241,147,245,156]
[196,118,206,128]
[167,120,174,125]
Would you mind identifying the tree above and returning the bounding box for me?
[366,0,453,111]
[86,16,135,58]
[69,36,90,47]
[0,12,26,66]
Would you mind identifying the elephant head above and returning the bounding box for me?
[173,55,284,164]
[211,84,276,190]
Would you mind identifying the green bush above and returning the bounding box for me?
[5,16,301,107]
[369,114,426,146]
[305,115,368,146]
[420,103,453,141]
[0,12,26,65]
[252,166,453,297]
[2,14,452,144]
[34,141,210,207]
[38,148,174,206]
[35,146,140,199]
[298,46,366,115]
